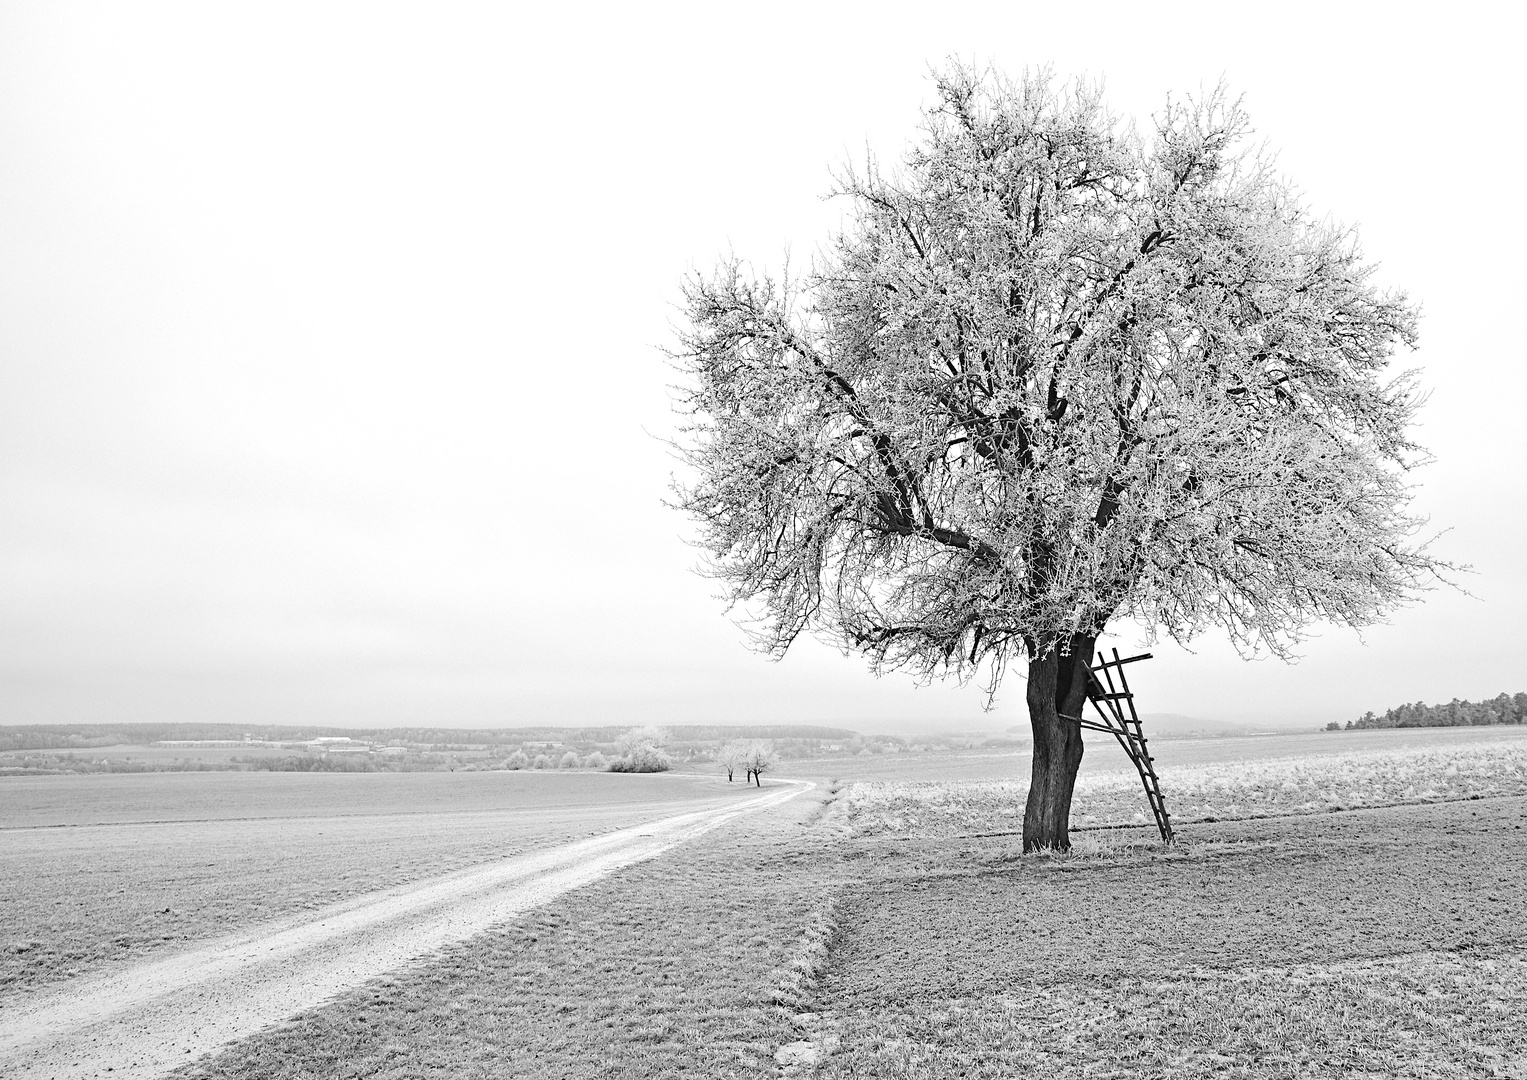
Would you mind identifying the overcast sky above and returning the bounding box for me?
[0,2,1521,735]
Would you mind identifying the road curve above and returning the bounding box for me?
[0,778,810,1080]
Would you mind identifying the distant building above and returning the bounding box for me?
[305,737,372,754]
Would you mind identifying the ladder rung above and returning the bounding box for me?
[1091,651,1153,670]
[1090,691,1133,701]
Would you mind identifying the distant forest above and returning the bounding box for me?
[1348,693,1527,729]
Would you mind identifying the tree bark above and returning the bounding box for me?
[1022,633,1097,852]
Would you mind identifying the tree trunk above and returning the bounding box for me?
[1022,633,1097,852]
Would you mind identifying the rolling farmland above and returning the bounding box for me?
[4,728,1527,1077]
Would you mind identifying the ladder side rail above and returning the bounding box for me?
[1113,648,1146,735]
[1097,652,1144,745]
[1113,647,1170,790]
[1090,697,1144,760]
[1086,660,1154,774]
[1146,805,1173,845]
[1107,648,1175,844]
[1072,689,1130,743]
[1124,752,1173,843]
[1110,648,1154,750]
[1134,759,1174,844]
[1070,695,1166,837]
[1089,662,1171,841]
[1107,648,1134,710]
[1085,697,1131,747]
[1085,666,1130,732]
[1094,651,1124,700]
[1089,658,1134,742]
[1060,711,1137,772]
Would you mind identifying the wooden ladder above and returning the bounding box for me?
[1063,648,1175,845]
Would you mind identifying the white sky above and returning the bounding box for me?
[0,2,1522,734]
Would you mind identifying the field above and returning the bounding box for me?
[840,731,1527,837]
[0,743,300,772]
[791,723,1527,785]
[0,770,731,999]
[812,800,1527,1078]
[164,793,839,1079]
[6,728,1527,1077]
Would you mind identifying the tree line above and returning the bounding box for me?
[1340,693,1527,729]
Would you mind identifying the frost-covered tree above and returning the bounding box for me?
[718,739,748,782]
[610,726,672,773]
[672,65,1448,851]
[741,740,777,787]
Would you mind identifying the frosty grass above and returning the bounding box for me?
[842,738,1527,836]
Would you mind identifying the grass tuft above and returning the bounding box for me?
[769,892,841,1008]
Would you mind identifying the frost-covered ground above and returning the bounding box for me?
[0,770,734,998]
[816,796,1527,1080]
[840,737,1527,836]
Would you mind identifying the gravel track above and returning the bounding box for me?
[0,779,810,1079]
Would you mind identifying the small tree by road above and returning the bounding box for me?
[742,741,776,787]
[672,65,1451,850]
[718,739,747,782]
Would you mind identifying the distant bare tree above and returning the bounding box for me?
[742,741,777,787]
[718,739,748,782]
[672,64,1451,850]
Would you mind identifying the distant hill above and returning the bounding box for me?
[1005,712,1250,740]
[1136,713,1252,738]
[0,721,861,752]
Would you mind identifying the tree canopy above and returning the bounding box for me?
[673,66,1443,698]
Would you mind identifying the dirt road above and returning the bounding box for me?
[0,779,809,1080]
